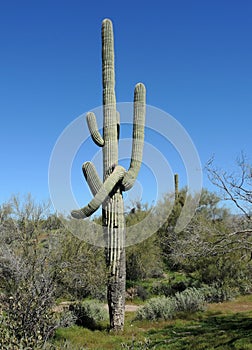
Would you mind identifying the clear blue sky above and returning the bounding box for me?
[1,0,252,209]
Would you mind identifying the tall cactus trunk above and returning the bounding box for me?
[71,18,146,331]
[103,194,125,329]
[102,19,126,330]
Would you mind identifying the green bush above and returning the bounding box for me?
[136,285,149,301]
[151,280,173,297]
[0,277,59,349]
[136,288,207,321]
[126,234,163,281]
[0,314,58,350]
[200,284,239,303]
[136,296,176,321]
[175,287,206,312]
[151,280,189,297]
[0,314,31,350]
[69,300,108,329]
[151,273,194,297]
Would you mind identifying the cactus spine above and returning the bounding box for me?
[71,19,146,331]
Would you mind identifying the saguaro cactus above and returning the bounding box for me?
[71,19,146,331]
[174,173,179,201]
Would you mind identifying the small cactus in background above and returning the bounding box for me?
[174,173,179,201]
[71,19,146,331]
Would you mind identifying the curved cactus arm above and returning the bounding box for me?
[82,162,103,196]
[86,112,104,147]
[121,83,146,191]
[71,165,126,219]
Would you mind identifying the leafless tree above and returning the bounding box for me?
[206,153,252,218]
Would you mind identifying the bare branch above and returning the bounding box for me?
[206,155,252,218]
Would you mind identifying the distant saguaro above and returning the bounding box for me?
[174,173,179,201]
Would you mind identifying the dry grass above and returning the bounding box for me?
[208,294,252,314]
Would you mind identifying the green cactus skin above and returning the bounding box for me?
[121,83,146,191]
[71,18,146,331]
[86,112,104,147]
[71,165,125,219]
[82,162,102,196]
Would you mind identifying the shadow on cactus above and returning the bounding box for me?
[71,19,146,331]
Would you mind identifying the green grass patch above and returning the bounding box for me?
[53,296,252,349]
[144,312,252,349]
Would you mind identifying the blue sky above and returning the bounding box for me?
[1,0,252,211]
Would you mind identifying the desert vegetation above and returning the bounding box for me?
[0,155,251,349]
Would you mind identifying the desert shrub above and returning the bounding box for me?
[126,239,163,281]
[0,314,31,350]
[136,296,176,321]
[136,287,207,321]
[175,287,206,312]
[200,284,239,303]
[151,274,195,297]
[151,280,187,297]
[126,207,163,281]
[237,276,252,295]
[151,280,173,297]
[0,273,60,349]
[56,309,77,329]
[136,285,149,301]
[69,300,108,329]
[52,231,107,301]
[0,313,62,350]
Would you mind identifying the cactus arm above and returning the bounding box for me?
[71,165,125,219]
[82,161,103,196]
[86,112,104,147]
[121,83,146,191]
[116,110,120,140]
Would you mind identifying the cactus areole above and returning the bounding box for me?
[71,19,146,331]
